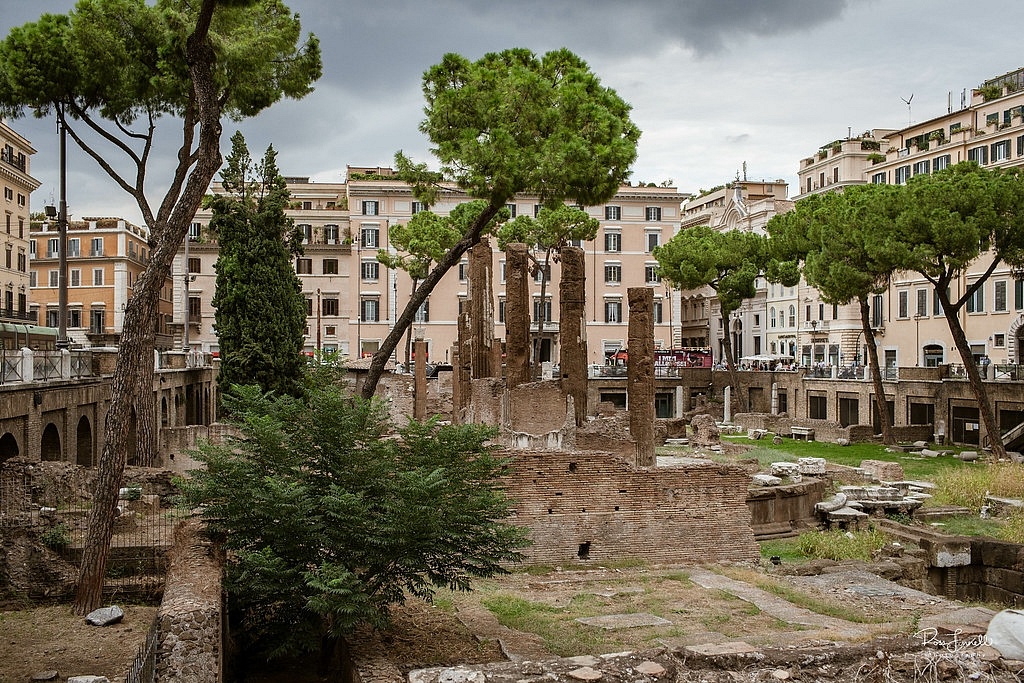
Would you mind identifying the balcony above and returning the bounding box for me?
[0,148,26,172]
[0,308,38,324]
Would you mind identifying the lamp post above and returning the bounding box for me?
[54,104,69,349]
[182,232,196,352]
[914,314,922,366]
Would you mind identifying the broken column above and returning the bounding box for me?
[468,238,495,379]
[771,382,778,415]
[559,245,587,426]
[504,243,531,391]
[414,338,427,421]
[627,287,655,467]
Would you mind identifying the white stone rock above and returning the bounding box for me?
[987,609,1024,660]
[752,474,783,487]
[797,457,826,475]
[438,668,486,683]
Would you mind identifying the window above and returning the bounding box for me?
[894,165,911,184]
[188,222,202,240]
[458,260,468,281]
[302,201,313,211]
[362,200,378,215]
[770,307,776,328]
[29,239,36,256]
[411,201,426,215]
[499,261,506,283]
[498,298,506,323]
[305,298,313,316]
[16,251,25,272]
[1016,278,1024,310]
[1018,135,1024,158]
[325,325,336,336]
[992,140,1011,162]
[298,223,312,243]
[360,259,378,280]
[645,264,660,284]
[788,305,796,328]
[966,283,985,313]
[360,298,379,322]
[324,224,339,244]
[808,395,827,420]
[323,258,339,275]
[90,237,104,256]
[68,308,81,328]
[933,154,951,171]
[604,263,621,284]
[46,270,58,287]
[504,203,517,218]
[90,308,106,334]
[605,205,621,220]
[68,238,80,257]
[187,257,201,273]
[995,280,1007,312]
[871,172,887,184]
[646,231,660,252]
[897,290,908,318]
[533,204,543,218]
[70,269,80,287]
[645,206,662,221]
[296,258,312,274]
[533,298,551,322]
[604,300,622,323]
[29,271,36,287]
[47,238,59,258]
[652,300,663,324]
[934,289,943,316]
[4,247,8,268]
[188,296,202,320]
[995,333,1006,348]
[968,146,988,165]
[3,187,11,201]
[360,224,379,248]
[46,308,59,327]
[322,298,339,316]
[532,264,551,283]
[912,159,930,176]
[916,289,927,317]
[604,231,621,252]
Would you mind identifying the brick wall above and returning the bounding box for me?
[502,449,759,565]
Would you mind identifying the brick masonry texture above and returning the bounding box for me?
[501,449,760,565]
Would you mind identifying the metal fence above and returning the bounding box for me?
[125,615,160,683]
[0,347,23,384]
[33,351,62,381]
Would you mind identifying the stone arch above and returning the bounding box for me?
[0,432,19,463]
[1009,313,1024,363]
[161,396,169,428]
[41,423,61,461]
[76,416,93,467]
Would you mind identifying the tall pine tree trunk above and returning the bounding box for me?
[860,296,894,444]
[720,312,742,415]
[134,332,157,466]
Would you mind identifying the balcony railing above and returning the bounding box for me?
[0,309,38,324]
[0,148,26,172]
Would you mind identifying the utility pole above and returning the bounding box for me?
[56,104,69,349]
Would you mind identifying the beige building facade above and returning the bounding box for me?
[0,120,40,333]
[182,169,687,368]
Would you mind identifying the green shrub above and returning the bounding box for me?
[40,523,71,550]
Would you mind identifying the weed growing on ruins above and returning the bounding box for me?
[481,593,617,656]
[40,523,71,550]
[1001,510,1024,544]
[758,539,811,562]
[932,462,1024,510]
[796,528,889,561]
[926,516,1006,537]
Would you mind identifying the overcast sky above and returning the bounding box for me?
[2,0,1023,225]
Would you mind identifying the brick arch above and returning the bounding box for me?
[76,415,93,467]
[0,432,19,463]
[41,423,61,461]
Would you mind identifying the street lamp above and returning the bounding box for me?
[50,104,70,349]
[182,232,196,352]
[914,314,922,366]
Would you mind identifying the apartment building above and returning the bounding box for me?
[29,217,175,349]
[0,120,40,332]
[183,169,687,367]
[678,180,796,362]
[795,68,1024,370]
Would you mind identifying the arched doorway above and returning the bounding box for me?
[1017,326,1024,364]
[41,423,61,461]
[76,416,93,467]
[0,432,19,463]
[161,396,169,428]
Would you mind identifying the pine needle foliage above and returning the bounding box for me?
[180,373,529,658]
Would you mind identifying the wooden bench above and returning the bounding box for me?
[791,426,815,441]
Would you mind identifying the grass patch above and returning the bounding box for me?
[796,528,889,562]
[932,462,1024,511]
[1001,510,1024,544]
[928,516,1006,538]
[719,568,890,624]
[480,593,627,657]
[759,537,811,562]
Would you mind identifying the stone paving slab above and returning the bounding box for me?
[686,567,873,639]
[789,568,946,605]
[685,641,759,656]
[575,613,673,629]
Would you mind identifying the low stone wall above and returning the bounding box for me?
[157,518,223,683]
[960,538,1024,607]
[746,478,826,540]
[735,414,851,442]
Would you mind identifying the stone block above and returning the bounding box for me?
[797,457,826,475]
[685,641,759,656]
[956,450,980,461]
[860,460,904,482]
[85,605,124,626]
[752,474,783,487]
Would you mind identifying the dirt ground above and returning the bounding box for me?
[0,603,158,682]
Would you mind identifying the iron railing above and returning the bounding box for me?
[124,616,160,683]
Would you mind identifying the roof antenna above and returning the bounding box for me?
[901,94,914,126]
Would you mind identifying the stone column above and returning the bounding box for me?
[771,382,779,415]
[468,238,494,379]
[505,243,531,391]
[627,287,655,467]
[414,339,427,421]
[723,386,732,423]
[559,246,587,426]
[450,346,462,424]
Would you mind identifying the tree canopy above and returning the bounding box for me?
[766,184,903,443]
[892,162,1024,458]
[210,132,307,397]
[180,370,528,663]
[361,47,640,398]
[0,0,321,613]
